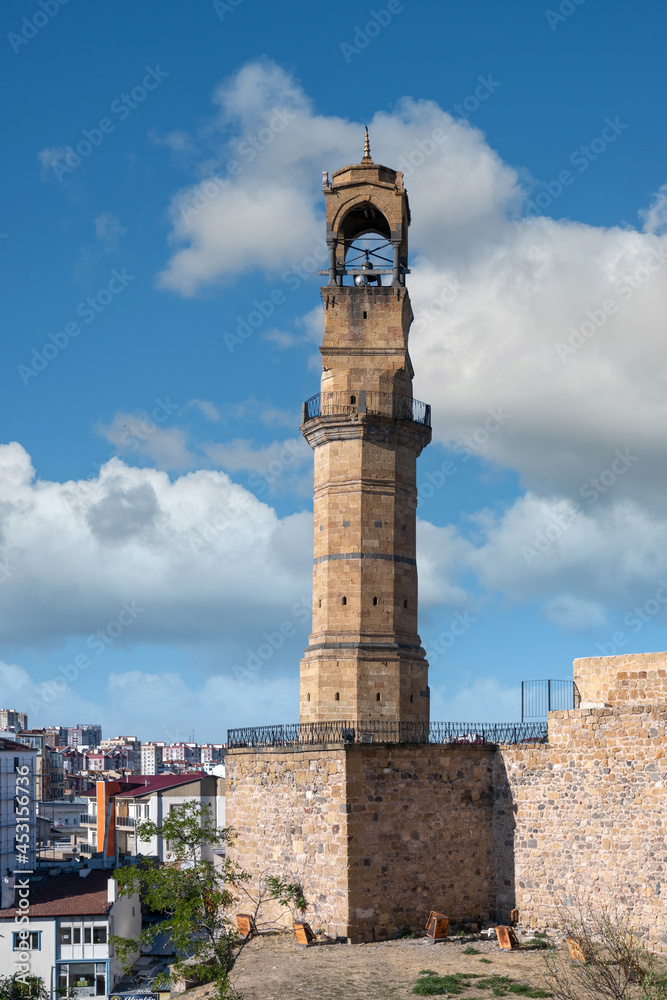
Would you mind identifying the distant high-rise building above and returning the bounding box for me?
[66,724,102,748]
[141,742,165,775]
[100,736,141,772]
[44,726,67,746]
[0,709,28,732]
[15,731,64,800]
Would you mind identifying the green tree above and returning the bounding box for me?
[111,801,293,1000]
[0,975,62,1000]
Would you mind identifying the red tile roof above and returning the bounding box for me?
[113,772,205,797]
[0,737,37,751]
[0,869,113,919]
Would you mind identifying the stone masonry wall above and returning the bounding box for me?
[494,706,667,951]
[225,746,350,938]
[574,652,667,706]
[345,743,495,941]
[226,742,495,941]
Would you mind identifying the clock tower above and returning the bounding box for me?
[300,132,431,724]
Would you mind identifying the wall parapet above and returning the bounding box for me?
[574,652,667,707]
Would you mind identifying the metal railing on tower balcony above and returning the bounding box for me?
[227,720,548,749]
[302,391,431,426]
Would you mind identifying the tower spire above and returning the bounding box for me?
[362,126,372,162]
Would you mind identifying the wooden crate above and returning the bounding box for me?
[425,911,449,940]
[565,937,586,962]
[293,921,315,945]
[496,925,520,950]
[236,913,256,937]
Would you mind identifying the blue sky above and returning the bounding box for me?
[2,0,667,742]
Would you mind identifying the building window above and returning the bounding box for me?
[404,600,408,608]
[13,931,40,950]
[350,395,356,404]
[93,927,107,944]
[376,693,381,701]
[363,311,367,319]
[57,963,106,997]
[410,695,414,703]
[373,597,378,606]
[335,692,340,701]
[58,926,72,945]
[84,927,91,944]
[341,596,346,605]
[72,928,81,944]
[318,599,322,607]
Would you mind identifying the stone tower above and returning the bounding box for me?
[299,133,431,725]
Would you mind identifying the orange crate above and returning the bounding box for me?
[425,911,449,940]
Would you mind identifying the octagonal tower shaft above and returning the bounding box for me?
[299,149,431,724]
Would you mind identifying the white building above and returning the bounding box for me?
[140,742,164,775]
[82,773,225,863]
[0,737,37,902]
[0,867,140,998]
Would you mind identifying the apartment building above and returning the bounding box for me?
[140,742,164,775]
[82,773,225,862]
[0,737,37,904]
[99,737,141,772]
[67,725,102,749]
[15,731,65,800]
[0,708,28,732]
[0,868,140,997]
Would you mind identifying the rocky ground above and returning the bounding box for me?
[176,931,557,1000]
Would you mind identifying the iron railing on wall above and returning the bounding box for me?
[303,391,431,427]
[521,680,580,722]
[227,720,548,749]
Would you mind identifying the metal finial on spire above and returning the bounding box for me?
[363,126,372,161]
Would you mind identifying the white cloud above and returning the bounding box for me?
[0,442,312,645]
[97,411,196,471]
[541,594,607,632]
[430,677,521,723]
[94,212,127,247]
[0,660,298,738]
[202,436,312,495]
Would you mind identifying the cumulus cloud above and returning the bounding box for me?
[97,410,196,471]
[0,660,297,736]
[0,442,312,645]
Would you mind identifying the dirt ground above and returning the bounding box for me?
[179,933,557,1000]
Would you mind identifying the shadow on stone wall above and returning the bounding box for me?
[492,751,517,924]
